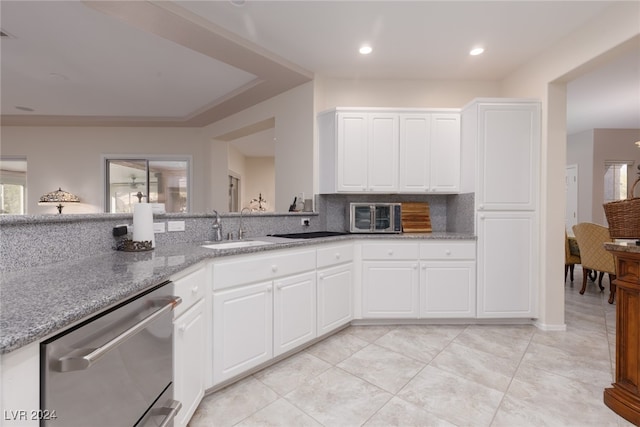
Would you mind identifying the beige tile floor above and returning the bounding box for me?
[189,267,634,426]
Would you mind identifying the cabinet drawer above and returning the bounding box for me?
[317,243,354,268]
[420,241,475,260]
[213,249,316,290]
[362,242,419,260]
[173,267,207,317]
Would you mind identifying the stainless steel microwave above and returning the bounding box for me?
[349,203,402,233]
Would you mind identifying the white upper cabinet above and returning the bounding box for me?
[319,108,460,194]
[334,112,398,192]
[399,114,431,192]
[336,112,369,192]
[430,113,461,193]
[367,113,399,192]
[475,102,540,210]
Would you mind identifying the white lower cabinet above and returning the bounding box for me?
[317,264,353,335]
[361,241,476,320]
[0,342,40,427]
[361,242,420,318]
[212,281,274,384]
[477,211,537,318]
[419,242,476,318]
[420,261,476,318]
[273,272,317,356]
[362,261,419,317]
[173,300,206,427]
[316,243,354,335]
[211,249,317,385]
[171,265,208,427]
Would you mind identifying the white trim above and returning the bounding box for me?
[534,320,567,331]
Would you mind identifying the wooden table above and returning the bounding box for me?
[604,242,640,425]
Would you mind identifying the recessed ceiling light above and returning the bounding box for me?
[470,47,485,56]
[49,72,69,81]
[359,45,373,55]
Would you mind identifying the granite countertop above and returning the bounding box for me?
[604,241,640,254]
[0,232,474,354]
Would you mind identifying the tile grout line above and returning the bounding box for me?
[486,324,538,427]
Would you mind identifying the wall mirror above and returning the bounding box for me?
[218,118,276,213]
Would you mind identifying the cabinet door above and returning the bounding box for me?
[317,264,353,335]
[430,113,461,193]
[477,212,538,318]
[420,261,475,318]
[477,103,540,210]
[174,300,205,427]
[399,114,430,192]
[362,261,419,318]
[273,272,317,356]
[368,113,399,192]
[337,113,369,192]
[212,281,273,384]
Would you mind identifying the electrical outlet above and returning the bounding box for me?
[167,221,185,232]
[301,217,310,226]
[153,222,166,233]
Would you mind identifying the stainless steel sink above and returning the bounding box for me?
[201,240,274,250]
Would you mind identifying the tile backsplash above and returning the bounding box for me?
[315,193,474,233]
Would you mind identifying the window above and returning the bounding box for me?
[0,158,27,214]
[105,157,190,213]
[604,161,634,203]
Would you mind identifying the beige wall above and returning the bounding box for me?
[567,130,595,224]
[0,126,210,214]
[315,77,501,112]
[501,1,640,329]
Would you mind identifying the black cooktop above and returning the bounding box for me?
[270,231,350,239]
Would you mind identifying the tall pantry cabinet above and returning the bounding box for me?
[461,99,541,318]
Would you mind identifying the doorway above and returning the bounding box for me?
[229,174,240,212]
[565,165,578,233]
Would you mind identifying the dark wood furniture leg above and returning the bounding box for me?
[608,273,617,304]
[580,268,589,294]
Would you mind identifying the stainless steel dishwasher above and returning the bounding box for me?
[40,281,182,427]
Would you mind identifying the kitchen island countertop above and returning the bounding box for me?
[604,241,640,254]
[0,232,474,354]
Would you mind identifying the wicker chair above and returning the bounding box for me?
[565,231,581,282]
[572,223,617,304]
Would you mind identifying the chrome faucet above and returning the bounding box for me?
[212,210,223,241]
[238,207,251,240]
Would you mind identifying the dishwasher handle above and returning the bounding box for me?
[156,400,182,427]
[56,296,182,372]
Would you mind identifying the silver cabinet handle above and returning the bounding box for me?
[370,206,375,231]
[57,296,182,372]
[157,400,182,427]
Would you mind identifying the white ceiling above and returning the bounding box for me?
[1,1,638,138]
